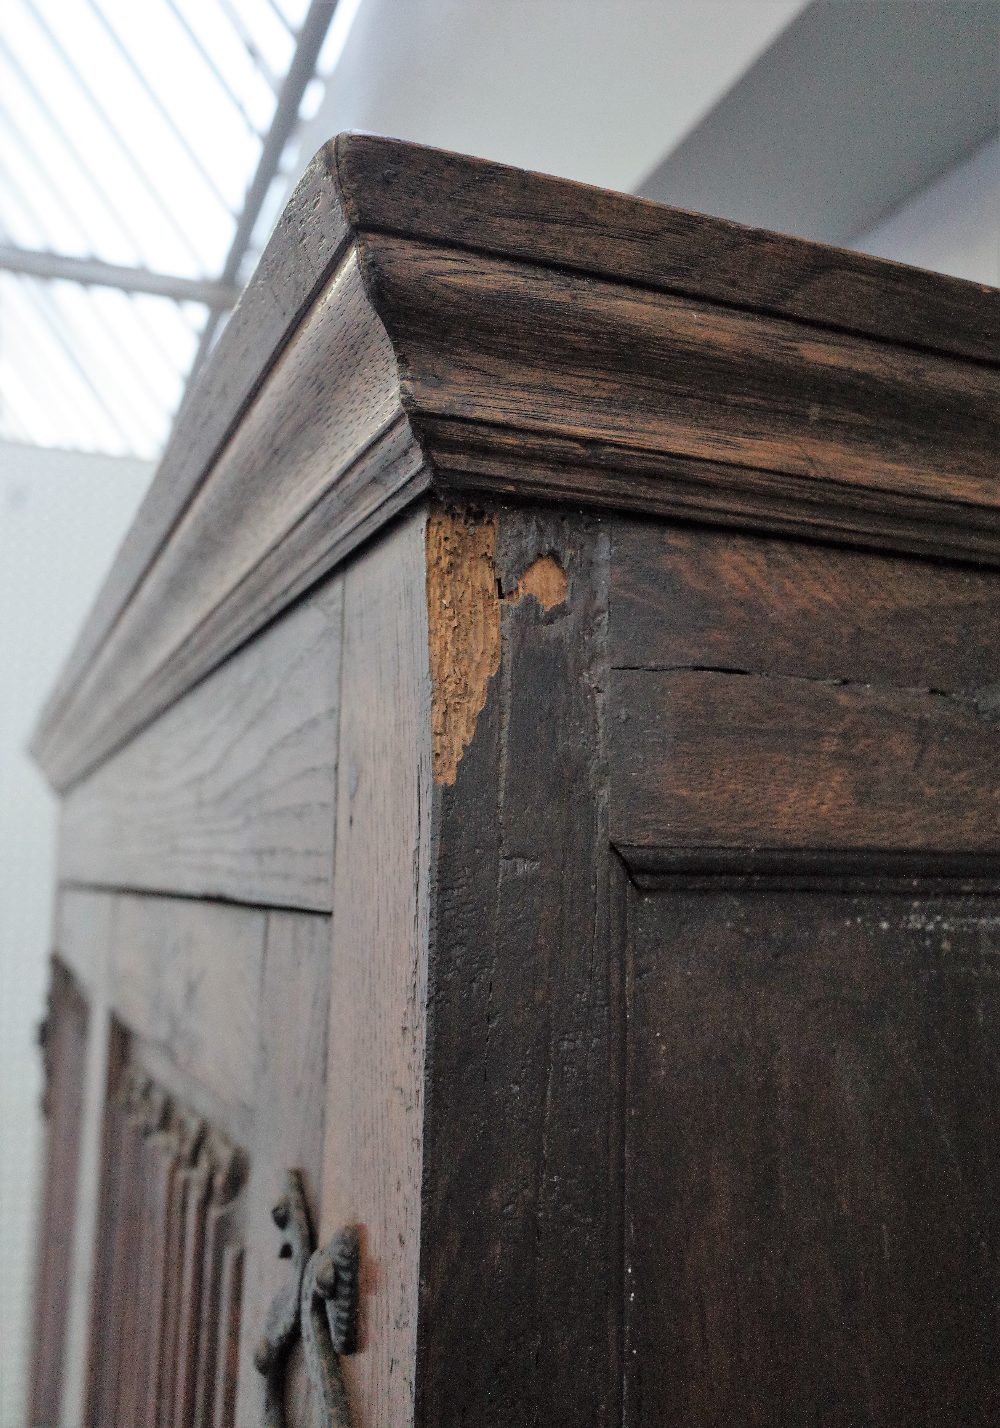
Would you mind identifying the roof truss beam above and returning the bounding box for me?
[0,243,241,307]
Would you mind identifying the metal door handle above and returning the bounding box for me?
[254,1170,359,1428]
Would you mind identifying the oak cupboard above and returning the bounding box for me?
[28,134,1000,1427]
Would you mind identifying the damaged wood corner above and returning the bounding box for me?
[511,554,568,612]
[426,509,568,786]
[427,508,502,787]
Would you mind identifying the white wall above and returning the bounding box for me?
[0,441,152,1428]
[853,133,1000,286]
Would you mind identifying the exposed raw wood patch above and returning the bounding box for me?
[427,509,501,786]
[513,554,567,612]
[427,518,569,784]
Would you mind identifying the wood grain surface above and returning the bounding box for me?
[420,505,617,1428]
[625,889,1000,1426]
[611,668,1000,859]
[320,511,432,1428]
[371,236,999,507]
[234,909,332,1428]
[337,133,1000,364]
[32,135,1000,793]
[29,961,89,1428]
[610,520,1000,691]
[110,894,265,1116]
[60,580,343,911]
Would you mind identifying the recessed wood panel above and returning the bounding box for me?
[610,521,1000,692]
[611,668,1000,863]
[60,581,343,912]
[110,894,266,1116]
[625,888,1000,1427]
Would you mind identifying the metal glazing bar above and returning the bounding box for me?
[0,150,181,388]
[215,0,283,93]
[262,0,300,39]
[178,0,336,406]
[0,139,205,378]
[161,0,263,138]
[83,0,237,214]
[0,245,241,307]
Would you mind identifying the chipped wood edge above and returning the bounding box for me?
[426,506,570,785]
[426,508,501,787]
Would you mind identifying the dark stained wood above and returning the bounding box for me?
[370,237,999,506]
[425,416,1000,565]
[28,960,89,1428]
[60,579,344,911]
[625,888,1000,1427]
[611,668,1000,861]
[610,521,1000,691]
[30,137,1000,1428]
[31,138,1000,795]
[337,133,1000,365]
[419,505,616,1428]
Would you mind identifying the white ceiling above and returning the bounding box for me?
[289,0,809,198]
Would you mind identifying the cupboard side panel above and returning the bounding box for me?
[320,510,433,1428]
[59,580,343,913]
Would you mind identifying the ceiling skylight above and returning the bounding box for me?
[0,0,339,459]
